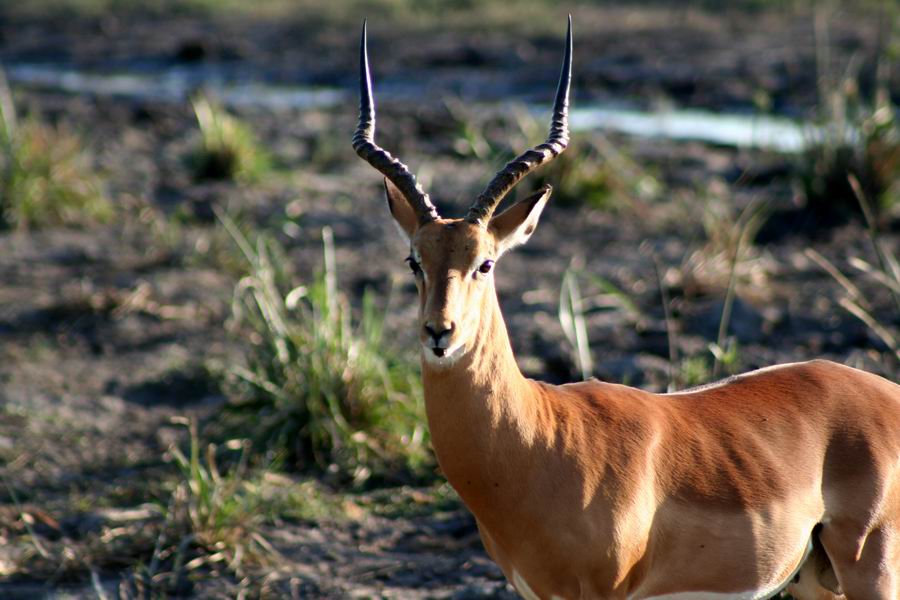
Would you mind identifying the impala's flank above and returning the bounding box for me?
[351,17,900,600]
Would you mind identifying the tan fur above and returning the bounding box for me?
[385,191,900,599]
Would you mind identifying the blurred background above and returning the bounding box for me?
[0,0,897,597]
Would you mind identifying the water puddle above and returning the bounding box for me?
[569,106,809,153]
[8,62,817,153]
[6,63,344,110]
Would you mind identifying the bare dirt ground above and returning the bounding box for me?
[0,3,897,598]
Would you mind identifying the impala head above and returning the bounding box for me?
[352,18,572,365]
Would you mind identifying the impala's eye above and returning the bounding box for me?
[476,260,494,277]
[406,257,421,275]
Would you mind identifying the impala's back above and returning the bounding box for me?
[513,360,900,597]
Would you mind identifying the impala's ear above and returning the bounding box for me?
[489,185,552,256]
[384,178,418,241]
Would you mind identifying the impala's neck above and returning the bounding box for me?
[421,283,544,510]
[422,282,530,418]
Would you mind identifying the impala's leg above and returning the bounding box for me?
[819,519,899,600]
[786,530,843,600]
[787,568,844,600]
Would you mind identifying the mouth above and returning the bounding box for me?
[423,342,464,364]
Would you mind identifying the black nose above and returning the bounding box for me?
[424,323,454,342]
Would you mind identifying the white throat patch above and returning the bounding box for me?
[422,342,467,367]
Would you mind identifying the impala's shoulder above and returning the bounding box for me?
[531,379,667,439]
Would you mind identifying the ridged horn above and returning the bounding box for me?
[466,16,572,226]
[352,20,440,224]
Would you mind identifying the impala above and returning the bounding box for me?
[352,18,900,600]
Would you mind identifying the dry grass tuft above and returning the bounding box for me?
[0,70,111,230]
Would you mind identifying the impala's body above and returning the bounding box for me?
[351,19,900,600]
[421,263,900,598]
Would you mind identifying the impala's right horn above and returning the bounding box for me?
[466,16,572,226]
[352,20,440,225]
